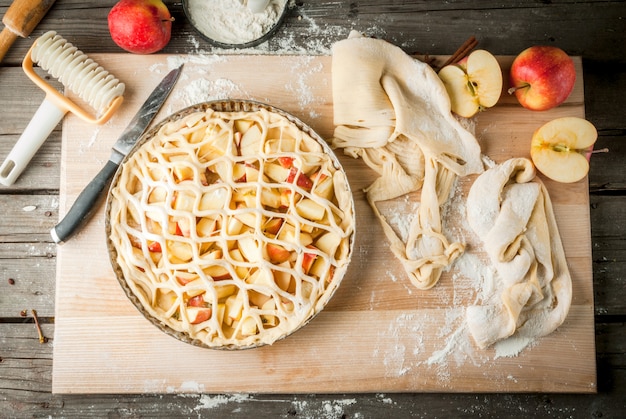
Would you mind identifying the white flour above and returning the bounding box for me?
[186,0,287,45]
[154,54,326,122]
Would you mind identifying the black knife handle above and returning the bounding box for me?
[51,160,118,244]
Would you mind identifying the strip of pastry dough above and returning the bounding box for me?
[465,158,572,349]
[330,31,483,289]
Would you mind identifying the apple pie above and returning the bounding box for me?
[106,101,355,349]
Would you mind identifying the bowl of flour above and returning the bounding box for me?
[183,0,289,49]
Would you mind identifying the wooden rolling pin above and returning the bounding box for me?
[0,0,56,62]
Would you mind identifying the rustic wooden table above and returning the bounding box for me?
[1,1,625,417]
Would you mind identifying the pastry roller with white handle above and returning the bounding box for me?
[0,30,125,186]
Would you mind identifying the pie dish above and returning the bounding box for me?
[106,100,355,349]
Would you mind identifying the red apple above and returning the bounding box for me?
[108,0,173,54]
[508,46,576,111]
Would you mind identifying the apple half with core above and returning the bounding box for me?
[530,117,597,183]
[508,46,576,111]
[108,0,173,54]
[438,49,503,118]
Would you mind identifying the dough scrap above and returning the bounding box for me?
[330,31,483,289]
[466,157,572,349]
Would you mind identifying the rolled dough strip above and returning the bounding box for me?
[466,158,572,349]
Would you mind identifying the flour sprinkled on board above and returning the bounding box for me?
[367,161,543,383]
[169,77,249,110]
[283,55,327,118]
[373,313,425,378]
[494,335,537,358]
[147,54,328,123]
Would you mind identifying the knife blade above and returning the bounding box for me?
[51,64,183,244]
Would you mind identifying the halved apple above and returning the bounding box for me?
[530,116,597,183]
[438,49,503,118]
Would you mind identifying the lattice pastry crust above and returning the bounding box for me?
[107,102,355,349]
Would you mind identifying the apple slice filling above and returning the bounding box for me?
[109,106,355,348]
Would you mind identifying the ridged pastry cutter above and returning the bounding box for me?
[0,30,125,186]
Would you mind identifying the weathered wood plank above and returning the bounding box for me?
[591,195,626,316]
[0,195,58,242]
[0,67,63,133]
[0,243,56,318]
[0,322,624,417]
[589,132,626,191]
[0,68,69,192]
[0,68,50,135]
[0,134,61,192]
[583,62,626,131]
[0,324,53,393]
[0,1,625,64]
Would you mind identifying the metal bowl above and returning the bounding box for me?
[105,99,356,350]
[182,0,289,49]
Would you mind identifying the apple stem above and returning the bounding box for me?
[592,147,609,154]
[507,83,529,95]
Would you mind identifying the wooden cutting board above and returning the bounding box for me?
[52,54,596,394]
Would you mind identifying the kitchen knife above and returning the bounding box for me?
[51,64,183,244]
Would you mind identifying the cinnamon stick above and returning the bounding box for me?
[440,36,478,69]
